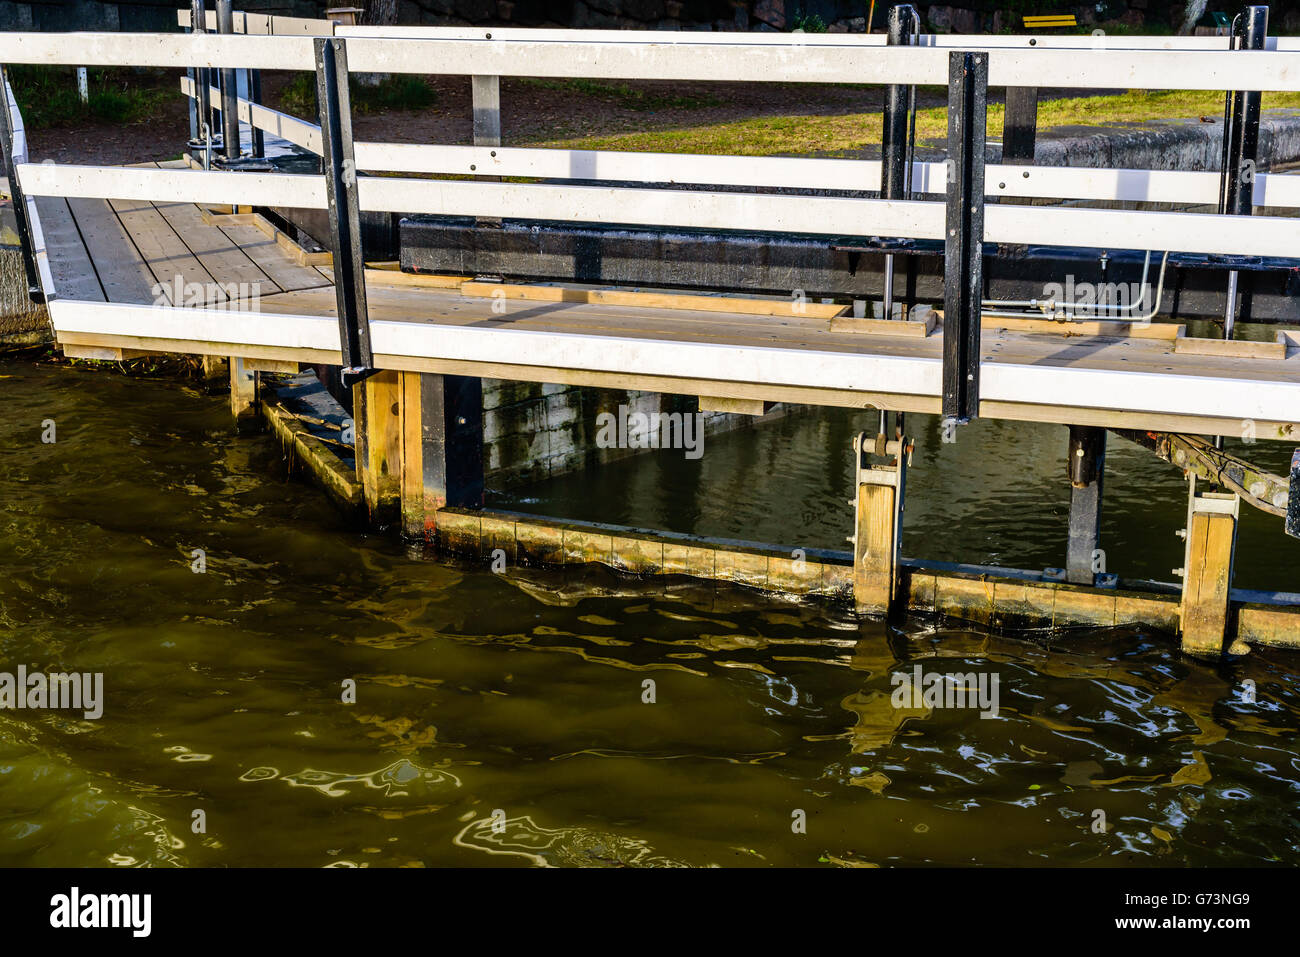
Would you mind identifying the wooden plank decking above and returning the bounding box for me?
[31,170,1300,440]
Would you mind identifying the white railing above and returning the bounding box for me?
[3,28,1300,264]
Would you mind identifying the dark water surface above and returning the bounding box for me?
[2,358,1299,867]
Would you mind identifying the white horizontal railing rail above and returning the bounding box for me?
[17,160,1300,260]
[3,28,1300,263]
[178,9,1300,52]
[178,75,1300,215]
[7,32,1300,89]
[178,77,1300,211]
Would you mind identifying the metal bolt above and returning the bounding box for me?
[1173,568,1186,577]
[1176,528,1187,540]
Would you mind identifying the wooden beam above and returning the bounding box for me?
[229,355,259,431]
[395,372,484,541]
[353,369,403,520]
[1180,490,1239,656]
[698,396,774,416]
[852,432,907,616]
[241,357,299,373]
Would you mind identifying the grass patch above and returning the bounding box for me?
[528,89,1300,157]
[278,73,438,117]
[9,65,173,128]
[517,77,722,111]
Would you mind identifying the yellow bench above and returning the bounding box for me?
[1023,14,1078,29]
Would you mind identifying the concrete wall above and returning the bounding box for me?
[482,378,793,488]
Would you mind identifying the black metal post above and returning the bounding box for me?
[216,0,240,161]
[1218,5,1267,347]
[942,51,986,424]
[881,5,917,203]
[880,4,918,438]
[1222,6,1268,219]
[1066,426,1106,585]
[315,37,375,386]
[1002,86,1038,165]
[189,0,213,164]
[248,67,264,159]
[0,66,42,303]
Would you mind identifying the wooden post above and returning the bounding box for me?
[1179,484,1239,656]
[397,372,483,541]
[353,368,402,521]
[852,431,908,616]
[229,356,259,431]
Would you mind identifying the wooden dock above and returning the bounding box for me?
[3,13,1300,657]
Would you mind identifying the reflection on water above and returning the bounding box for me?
[0,358,1298,867]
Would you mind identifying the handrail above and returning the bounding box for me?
[5,32,1300,90]
[179,77,1300,210]
[177,9,1300,52]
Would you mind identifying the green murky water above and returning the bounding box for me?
[2,357,1299,867]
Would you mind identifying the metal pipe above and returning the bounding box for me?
[880,5,918,327]
[216,0,240,161]
[189,0,211,168]
[982,251,1171,324]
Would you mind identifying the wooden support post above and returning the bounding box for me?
[1065,425,1105,585]
[229,356,259,432]
[397,372,484,541]
[852,431,908,616]
[1179,483,1239,656]
[353,369,403,521]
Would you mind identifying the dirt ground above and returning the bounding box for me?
[25,70,1110,165]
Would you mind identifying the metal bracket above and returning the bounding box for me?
[314,36,376,382]
[942,50,986,423]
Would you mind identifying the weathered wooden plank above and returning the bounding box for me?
[33,196,103,301]
[107,198,222,305]
[1174,335,1287,361]
[151,198,277,297]
[64,197,157,304]
[354,369,403,519]
[1180,504,1238,656]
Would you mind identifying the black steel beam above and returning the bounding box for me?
[215,0,240,161]
[314,36,375,387]
[942,51,986,423]
[1221,6,1268,218]
[881,5,918,202]
[1002,86,1038,165]
[1066,426,1106,585]
[248,67,264,159]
